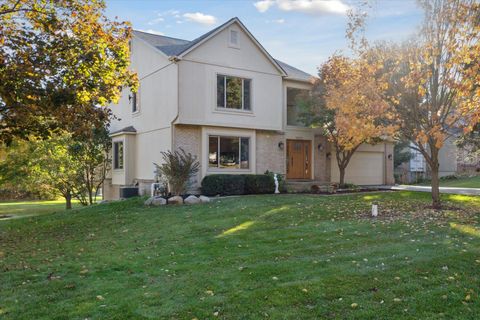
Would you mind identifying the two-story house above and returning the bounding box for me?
[104,17,394,200]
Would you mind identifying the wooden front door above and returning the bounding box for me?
[286,140,311,179]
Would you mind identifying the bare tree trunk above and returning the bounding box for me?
[65,190,72,210]
[339,166,346,187]
[430,148,441,209]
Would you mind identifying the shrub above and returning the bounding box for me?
[244,174,274,194]
[154,148,200,196]
[223,175,245,195]
[201,175,226,196]
[201,174,276,196]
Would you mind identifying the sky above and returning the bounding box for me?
[105,0,424,75]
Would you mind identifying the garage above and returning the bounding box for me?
[331,151,385,185]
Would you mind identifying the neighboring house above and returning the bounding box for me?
[103,17,394,200]
[395,139,458,183]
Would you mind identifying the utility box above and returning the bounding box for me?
[119,187,139,199]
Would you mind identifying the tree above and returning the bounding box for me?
[375,0,479,208]
[70,126,112,205]
[154,149,200,196]
[394,141,413,169]
[299,54,395,186]
[0,0,137,143]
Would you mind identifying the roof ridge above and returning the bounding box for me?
[133,29,190,43]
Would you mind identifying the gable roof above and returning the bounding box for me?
[133,17,314,82]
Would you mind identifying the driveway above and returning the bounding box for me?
[378,185,480,196]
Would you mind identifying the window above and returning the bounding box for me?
[217,75,251,111]
[131,91,138,113]
[209,136,250,169]
[113,141,124,169]
[230,30,239,46]
[287,87,309,126]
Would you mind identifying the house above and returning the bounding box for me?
[103,17,394,200]
[395,139,458,183]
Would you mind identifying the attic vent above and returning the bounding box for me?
[229,29,239,48]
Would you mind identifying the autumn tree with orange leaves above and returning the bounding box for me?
[0,0,138,142]
[299,54,395,187]
[373,0,480,208]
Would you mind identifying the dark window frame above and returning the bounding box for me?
[216,74,252,111]
[113,141,124,170]
[208,135,250,170]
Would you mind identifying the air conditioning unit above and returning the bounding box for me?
[119,186,139,199]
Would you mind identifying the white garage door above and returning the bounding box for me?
[331,152,384,185]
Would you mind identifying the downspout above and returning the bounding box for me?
[170,56,181,150]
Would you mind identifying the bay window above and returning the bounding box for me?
[217,74,251,111]
[209,136,250,169]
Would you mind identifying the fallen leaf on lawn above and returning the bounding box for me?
[272,276,278,281]
[205,290,214,296]
[80,269,89,274]
[394,298,402,302]
[351,303,358,308]
[465,295,471,301]
[302,288,308,293]
[96,295,104,301]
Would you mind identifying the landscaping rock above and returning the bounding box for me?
[168,196,183,205]
[199,195,210,203]
[144,197,154,206]
[184,195,201,204]
[151,197,167,206]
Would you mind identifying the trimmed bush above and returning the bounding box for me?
[201,175,225,196]
[201,174,275,196]
[244,174,275,194]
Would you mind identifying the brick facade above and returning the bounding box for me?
[256,131,286,176]
[173,124,202,191]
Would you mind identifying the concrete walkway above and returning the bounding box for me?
[377,185,480,196]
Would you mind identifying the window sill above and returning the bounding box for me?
[132,110,141,117]
[213,108,254,116]
[207,168,252,173]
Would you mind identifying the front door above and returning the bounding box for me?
[286,140,311,179]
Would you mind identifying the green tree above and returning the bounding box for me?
[0,0,137,143]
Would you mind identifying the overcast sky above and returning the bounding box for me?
[105,0,424,75]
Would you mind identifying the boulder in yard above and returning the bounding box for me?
[199,195,210,203]
[168,195,183,205]
[184,195,201,204]
[151,197,167,206]
[144,197,154,206]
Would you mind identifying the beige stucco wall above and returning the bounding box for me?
[177,22,284,131]
[111,134,136,186]
[439,137,457,176]
[256,131,286,175]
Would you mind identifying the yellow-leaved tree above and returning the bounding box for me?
[299,54,396,186]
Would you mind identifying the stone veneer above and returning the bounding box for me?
[173,124,202,192]
[313,135,331,182]
[256,131,286,175]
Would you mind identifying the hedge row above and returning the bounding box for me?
[201,174,276,196]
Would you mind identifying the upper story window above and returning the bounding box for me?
[113,141,124,169]
[217,74,251,111]
[287,87,309,127]
[130,88,140,113]
[230,30,239,47]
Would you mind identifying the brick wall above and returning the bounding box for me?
[314,135,329,182]
[256,131,285,175]
[173,124,202,191]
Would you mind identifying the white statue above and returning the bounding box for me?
[274,174,280,194]
[371,204,378,217]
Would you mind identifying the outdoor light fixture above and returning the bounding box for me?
[128,94,132,103]
[317,143,323,152]
[326,152,332,159]
[388,154,393,160]
[278,141,284,150]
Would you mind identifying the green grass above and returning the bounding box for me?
[0,199,80,220]
[1,192,480,319]
[419,175,480,188]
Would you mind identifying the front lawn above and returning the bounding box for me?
[1,192,480,319]
[0,199,80,220]
[419,175,480,188]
